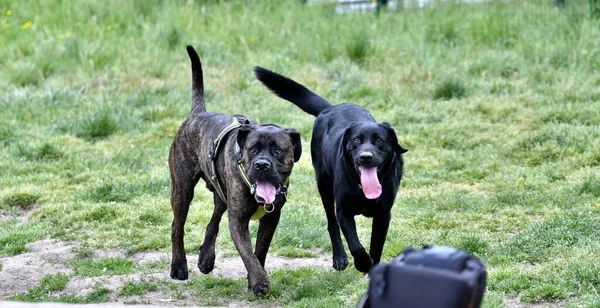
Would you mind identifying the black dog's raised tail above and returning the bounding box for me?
[254,66,331,116]
[186,45,205,114]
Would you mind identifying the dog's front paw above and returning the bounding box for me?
[351,248,373,273]
[332,251,348,271]
[248,271,270,297]
[251,280,270,297]
[197,247,215,274]
[170,261,189,280]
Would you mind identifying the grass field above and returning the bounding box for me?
[1,0,599,306]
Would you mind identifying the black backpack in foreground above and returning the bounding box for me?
[358,246,487,308]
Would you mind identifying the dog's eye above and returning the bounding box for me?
[274,149,282,155]
[249,149,256,154]
[376,138,383,143]
[353,138,360,143]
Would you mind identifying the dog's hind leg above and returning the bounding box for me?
[318,179,348,271]
[198,193,227,274]
[169,141,202,281]
[254,209,282,268]
[169,174,200,281]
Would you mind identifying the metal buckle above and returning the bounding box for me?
[276,185,288,201]
[264,203,275,213]
[233,115,249,125]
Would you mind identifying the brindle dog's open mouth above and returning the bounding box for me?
[254,179,277,204]
[356,166,382,200]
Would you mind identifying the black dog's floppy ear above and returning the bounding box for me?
[381,122,408,154]
[340,125,357,162]
[236,125,254,155]
[285,128,302,162]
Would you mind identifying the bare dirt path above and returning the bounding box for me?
[0,239,331,306]
[0,240,571,307]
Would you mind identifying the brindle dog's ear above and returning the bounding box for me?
[285,128,302,162]
[380,122,408,154]
[236,125,254,154]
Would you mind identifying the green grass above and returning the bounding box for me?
[118,280,158,296]
[10,273,69,302]
[72,257,136,277]
[1,0,599,306]
[2,191,40,210]
[433,78,467,100]
[73,110,119,141]
[12,283,111,304]
[0,220,49,256]
[141,267,365,306]
[9,273,110,304]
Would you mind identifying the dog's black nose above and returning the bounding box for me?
[254,160,271,171]
[359,152,373,163]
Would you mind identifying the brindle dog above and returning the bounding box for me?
[169,46,301,297]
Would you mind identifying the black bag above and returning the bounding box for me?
[358,246,487,308]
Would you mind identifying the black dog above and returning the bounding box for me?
[169,46,301,297]
[255,67,407,273]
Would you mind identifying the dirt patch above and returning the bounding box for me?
[504,297,565,308]
[1,240,571,307]
[0,240,75,299]
[0,207,35,224]
[185,251,331,279]
[0,239,330,306]
[62,272,167,298]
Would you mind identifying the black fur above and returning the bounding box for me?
[255,67,407,273]
[254,67,330,116]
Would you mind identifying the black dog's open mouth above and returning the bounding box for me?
[356,166,382,200]
[355,165,382,175]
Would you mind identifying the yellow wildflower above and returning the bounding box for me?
[106,25,112,31]
[3,23,8,29]
[58,31,72,40]
[6,10,11,16]
[21,21,32,30]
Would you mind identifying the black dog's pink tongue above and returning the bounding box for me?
[360,167,382,199]
[256,180,276,204]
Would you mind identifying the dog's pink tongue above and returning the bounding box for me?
[256,180,276,204]
[361,167,382,199]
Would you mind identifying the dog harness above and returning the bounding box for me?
[209,115,289,220]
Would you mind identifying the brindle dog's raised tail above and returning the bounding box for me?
[186,45,206,114]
